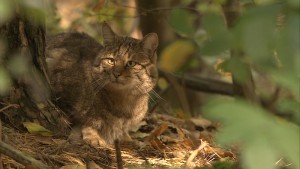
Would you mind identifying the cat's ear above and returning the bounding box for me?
[141,33,159,53]
[141,33,158,63]
[102,22,116,44]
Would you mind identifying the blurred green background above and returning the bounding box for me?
[0,0,299,169]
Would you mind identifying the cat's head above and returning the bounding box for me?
[92,22,159,94]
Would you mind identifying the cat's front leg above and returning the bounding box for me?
[82,126,108,147]
[80,114,113,147]
[120,131,132,142]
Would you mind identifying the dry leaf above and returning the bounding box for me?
[159,40,195,72]
[92,0,106,12]
[147,123,169,140]
[23,122,53,136]
[59,165,86,169]
[149,137,166,150]
[189,118,212,129]
[24,165,39,169]
[147,123,169,149]
[87,161,102,169]
[131,131,149,139]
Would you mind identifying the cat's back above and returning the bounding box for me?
[46,32,102,71]
[46,33,103,113]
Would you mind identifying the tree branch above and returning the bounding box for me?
[222,0,258,102]
[159,70,234,96]
[114,139,123,169]
[90,5,198,18]
[0,141,50,169]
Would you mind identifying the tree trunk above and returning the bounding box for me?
[136,0,177,52]
[0,4,69,134]
[222,0,258,103]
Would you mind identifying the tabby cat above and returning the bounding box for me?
[46,23,158,146]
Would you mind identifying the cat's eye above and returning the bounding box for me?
[104,58,115,65]
[127,61,136,67]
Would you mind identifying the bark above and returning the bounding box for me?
[0,141,50,169]
[0,4,69,133]
[136,0,177,51]
[222,0,258,102]
[163,72,234,96]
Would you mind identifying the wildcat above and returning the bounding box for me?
[46,23,158,146]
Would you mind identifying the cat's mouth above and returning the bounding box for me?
[112,81,123,85]
[110,79,125,85]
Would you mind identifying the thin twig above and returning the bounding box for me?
[0,104,19,113]
[186,140,208,167]
[163,72,191,115]
[0,141,51,169]
[90,6,198,18]
[148,85,171,115]
[0,120,3,169]
[111,0,199,12]
[137,150,150,166]
[159,70,234,96]
[114,139,123,169]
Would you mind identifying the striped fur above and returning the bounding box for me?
[46,23,158,146]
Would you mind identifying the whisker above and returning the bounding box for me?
[91,78,103,88]
[91,79,108,96]
[98,81,107,90]
[135,86,155,103]
[150,89,165,101]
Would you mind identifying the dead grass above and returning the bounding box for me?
[1,112,237,169]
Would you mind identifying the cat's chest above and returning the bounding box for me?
[105,93,148,117]
[114,95,145,109]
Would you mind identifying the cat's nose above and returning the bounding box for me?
[113,72,121,78]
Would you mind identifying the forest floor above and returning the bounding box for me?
[1,110,237,169]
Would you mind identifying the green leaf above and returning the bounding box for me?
[254,0,276,5]
[219,58,251,83]
[271,71,298,95]
[201,14,231,56]
[234,4,281,67]
[242,136,278,169]
[8,55,29,76]
[202,13,227,36]
[20,0,46,24]
[0,67,12,95]
[170,9,195,36]
[23,122,53,136]
[203,99,300,169]
[271,121,300,169]
[0,0,14,24]
[276,99,300,123]
[159,40,196,72]
[275,11,300,76]
[200,33,231,56]
[287,0,300,8]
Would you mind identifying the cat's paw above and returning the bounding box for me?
[120,132,132,142]
[68,126,84,145]
[82,127,108,147]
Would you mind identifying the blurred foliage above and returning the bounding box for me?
[0,0,14,24]
[200,14,230,56]
[46,0,138,40]
[0,0,299,168]
[159,40,196,72]
[195,160,235,169]
[203,99,299,169]
[0,0,45,95]
[0,39,11,95]
[23,122,53,136]
[168,0,299,169]
[170,9,196,37]
[0,67,11,95]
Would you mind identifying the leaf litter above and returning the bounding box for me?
[1,109,237,169]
